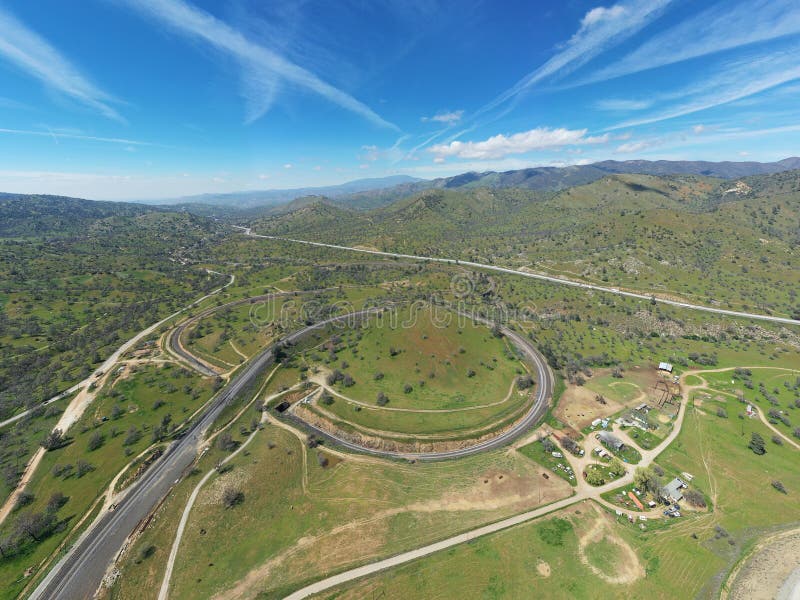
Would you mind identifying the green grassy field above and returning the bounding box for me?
[307,305,523,410]
[0,363,215,599]
[105,398,572,600]
[518,439,578,486]
[304,368,800,600]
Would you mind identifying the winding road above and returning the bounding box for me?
[237,228,800,328]
[28,307,387,600]
[282,318,553,461]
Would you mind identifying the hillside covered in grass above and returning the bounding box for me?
[249,170,800,320]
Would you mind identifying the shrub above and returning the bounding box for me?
[222,487,244,508]
[716,407,728,418]
[516,374,534,390]
[40,428,64,451]
[403,383,413,394]
[748,432,766,455]
[135,545,156,563]
[683,489,707,507]
[87,432,105,452]
[14,492,34,511]
[376,392,389,406]
[772,480,787,494]
[76,460,95,478]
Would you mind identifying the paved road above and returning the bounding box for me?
[0,271,234,431]
[28,308,382,600]
[241,230,800,328]
[284,318,553,461]
[283,370,694,600]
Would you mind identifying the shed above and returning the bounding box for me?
[663,477,686,503]
[658,362,674,373]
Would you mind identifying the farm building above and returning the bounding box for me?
[597,431,624,451]
[658,362,674,373]
[663,477,687,503]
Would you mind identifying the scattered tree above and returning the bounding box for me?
[748,432,766,455]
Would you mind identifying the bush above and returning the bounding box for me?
[217,432,237,452]
[516,374,534,390]
[772,480,787,494]
[76,460,94,478]
[45,492,67,513]
[403,383,413,394]
[376,392,389,406]
[14,492,34,511]
[40,428,64,451]
[87,432,105,452]
[123,426,141,447]
[772,435,784,446]
[222,487,244,508]
[683,489,706,507]
[716,407,728,418]
[135,545,156,563]
[748,432,766,455]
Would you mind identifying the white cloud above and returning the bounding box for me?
[360,144,380,161]
[692,124,706,134]
[595,98,652,111]
[119,0,396,129]
[429,127,608,160]
[474,0,672,118]
[615,140,651,153]
[358,163,369,169]
[609,43,800,130]
[0,127,157,147]
[0,7,122,121]
[433,157,445,164]
[586,0,800,85]
[421,110,464,124]
[212,176,225,183]
[258,173,270,180]
[283,163,293,169]
[580,5,627,30]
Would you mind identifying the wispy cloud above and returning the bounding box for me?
[0,127,159,146]
[0,7,123,121]
[595,98,652,111]
[585,0,800,85]
[429,127,608,160]
[421,110,464,124]
[474,0,673,119]
[608,42,800,129]
[117,0,396,129]
[0,96,31,110]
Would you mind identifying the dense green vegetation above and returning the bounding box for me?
[252,170,800,319]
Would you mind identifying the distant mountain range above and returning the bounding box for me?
[144,158,800,215]
[417,157,800,194]
[143,175,423,210]
[3,158,800,222]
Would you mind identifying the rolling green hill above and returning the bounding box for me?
[250,170,800,319]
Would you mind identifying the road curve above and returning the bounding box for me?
[282,370,696,600]
[28,308,381,600]
[284,318,553,461]
[240,229,800,328]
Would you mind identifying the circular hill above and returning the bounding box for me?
[293,304,541,451]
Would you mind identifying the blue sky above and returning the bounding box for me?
[1,0,799,199]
